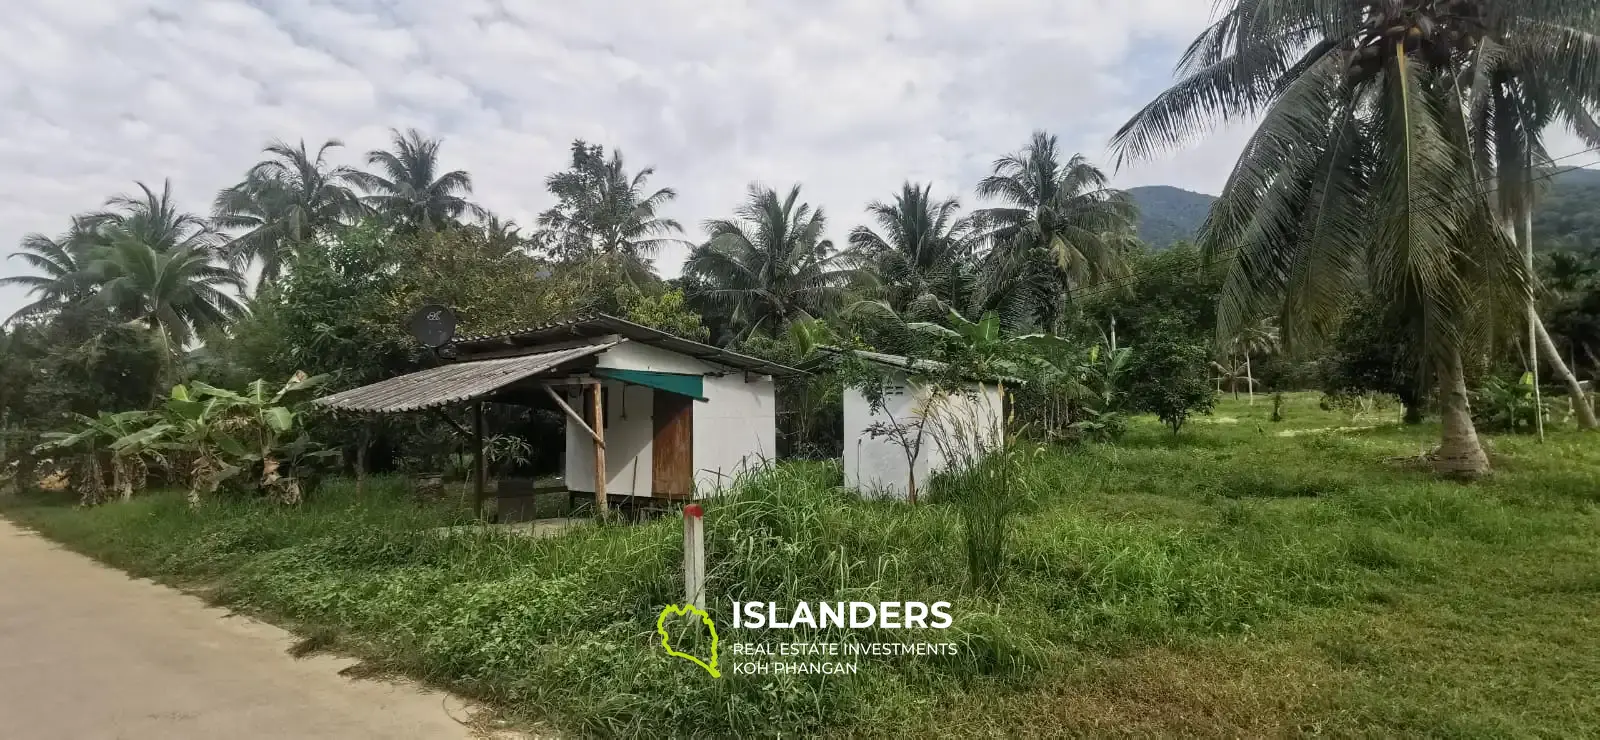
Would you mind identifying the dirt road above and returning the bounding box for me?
[0,517,484,739]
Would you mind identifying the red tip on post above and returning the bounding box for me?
[683,503,704,518]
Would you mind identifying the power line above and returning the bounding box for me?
[1062,146,1600,307]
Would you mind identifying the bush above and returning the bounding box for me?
[1319,298,1427,423]
[1125,318,1216,434]
[1472,372,1546,433]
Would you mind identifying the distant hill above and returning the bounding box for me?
[1126,186,1217,249]
[1534,167,1600,251]
[1128,167,1600,251]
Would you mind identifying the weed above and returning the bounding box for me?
[5,394,1600,736]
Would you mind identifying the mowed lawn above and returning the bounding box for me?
[4,392,1599,737]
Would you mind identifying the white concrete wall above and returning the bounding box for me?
[843,374,929,499]
[563,341,779,499]
[563,381,655,496]
[692,373,777,497]
[925,382,1006,470]
[596,340,716,376]
[843,374,1004,500]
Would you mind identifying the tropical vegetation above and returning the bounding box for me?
[3,5,1600,732]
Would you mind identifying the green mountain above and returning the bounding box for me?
[1534,167,1600,251]
[1129,167,1600,251]
[1126,185,1216,248]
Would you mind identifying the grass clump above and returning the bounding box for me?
[5,393,1600,736]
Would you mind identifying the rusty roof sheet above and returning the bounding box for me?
[806,347,1022,385]
[450,313,804,377]
[314,342,616,413]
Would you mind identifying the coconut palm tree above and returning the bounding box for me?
[1463,37,1600,430]
[1223,317,1280,405]
[94,180,223,255]
[348,128,483,231]
[480,214,526,254]
[684,184,859,340]
[1,218,100,324]
[213,139,364,285]
[534,141,685,283]
[847,182,980,320]
[91,237,246,352]
[1109,0,1570,477]
[974,132,1138,331]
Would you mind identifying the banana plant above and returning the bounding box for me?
[186,371,330,504]
[158,383,249,507]
[35,410,157,504]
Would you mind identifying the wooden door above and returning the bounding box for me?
[652,391,694,499]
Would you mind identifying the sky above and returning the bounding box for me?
[1,0,1591,322]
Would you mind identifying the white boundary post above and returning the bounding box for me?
[683,503,705,610]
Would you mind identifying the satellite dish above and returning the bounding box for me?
[406,304,457,348]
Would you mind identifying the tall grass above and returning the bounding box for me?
[5,393,1600,736]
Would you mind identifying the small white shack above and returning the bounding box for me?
[825,349,1007,500]
[315,315,803,514]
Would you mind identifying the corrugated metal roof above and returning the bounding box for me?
[833,348,952,374]
[809,347,1021,384]
[450,313,804,377]
[314,342,616,413]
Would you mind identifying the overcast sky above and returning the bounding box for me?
[2,0,1592,322]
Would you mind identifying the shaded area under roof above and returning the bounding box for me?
[314,342,616,413]
[453,314,803,377]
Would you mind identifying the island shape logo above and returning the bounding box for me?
[656,603,721,678]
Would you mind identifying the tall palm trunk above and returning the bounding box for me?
[1435,351,1490,478]
[1520,209,1545,440]
[1536,318,1598,430]
[1517,208,1595,430]
[1245,354,1255,406]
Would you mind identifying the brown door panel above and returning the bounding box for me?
[651,391,694,499]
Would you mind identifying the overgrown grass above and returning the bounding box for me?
[5,392,1600,736]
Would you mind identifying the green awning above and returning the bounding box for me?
[593,368,707,401]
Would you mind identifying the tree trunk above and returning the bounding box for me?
[76,454,105,506]
[114,457,133,502]
[1534,315,1598,430]
[1520,209,1545,440]
[1245,355,1255,406]
[1403,403,1424,425]
[1435,351,1491,478]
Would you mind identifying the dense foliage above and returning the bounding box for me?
[11,396,1600,736]
[2,5,1600,738]
[5,7,1600,489]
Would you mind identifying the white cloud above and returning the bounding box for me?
[9,0,1487,322]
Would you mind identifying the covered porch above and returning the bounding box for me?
[312,314,799,521]
[315,341,700,520]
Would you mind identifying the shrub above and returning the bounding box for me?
[1472,372,1547,434]
[1125,318,1216,434]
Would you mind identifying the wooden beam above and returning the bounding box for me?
[430,408,472,440]
[541,384,604,448]
[472,402,487,520]
[590,381,609,518]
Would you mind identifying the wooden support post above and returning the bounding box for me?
[354,423,370,497]
[590,382,609,518]
[683,503,705,610]
[472,401,486,520]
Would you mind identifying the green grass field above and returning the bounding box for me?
[5,393,1599,737]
